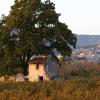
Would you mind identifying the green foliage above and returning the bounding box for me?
[0,65,14,76]
[0,0,77,74]
[0,64,21,76]
[0,65,19,77]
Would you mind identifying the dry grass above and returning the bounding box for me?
[58,61,100,77]
[0,80,100,100]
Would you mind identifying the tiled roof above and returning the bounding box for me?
[28,57,48,64]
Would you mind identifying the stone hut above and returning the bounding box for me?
[14,73,25,82]
[27,56,50,81]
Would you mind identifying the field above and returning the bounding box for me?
[0,62,100,100]
[0,80,100,100]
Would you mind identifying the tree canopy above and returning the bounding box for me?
[0,0,77,75]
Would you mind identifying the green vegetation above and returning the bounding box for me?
[0,0,76,75]
[0,80,100,100]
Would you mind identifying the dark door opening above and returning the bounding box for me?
[39,76,43,81]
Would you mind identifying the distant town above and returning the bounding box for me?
[72,44,100,63]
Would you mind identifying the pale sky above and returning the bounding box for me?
[0,0,100,35]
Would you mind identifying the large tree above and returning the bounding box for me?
[0,0,77,75]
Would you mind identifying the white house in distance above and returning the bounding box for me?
[27,56,57,81]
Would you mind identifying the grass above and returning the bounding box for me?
[0,80,100,100]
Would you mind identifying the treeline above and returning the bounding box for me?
[57,61,100,77]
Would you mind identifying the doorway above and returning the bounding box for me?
[39,76,43,81]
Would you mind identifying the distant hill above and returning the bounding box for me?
[76,35,100,47]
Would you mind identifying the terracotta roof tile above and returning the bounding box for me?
[28,57,47,64]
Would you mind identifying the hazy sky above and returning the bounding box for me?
[0,0,100,35]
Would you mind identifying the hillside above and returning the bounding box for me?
[76,35,100,47]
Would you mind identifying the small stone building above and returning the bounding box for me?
[14,73,25,82]
[28,56,50,81]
